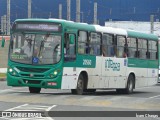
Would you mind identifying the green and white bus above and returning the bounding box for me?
[6,19,159,94]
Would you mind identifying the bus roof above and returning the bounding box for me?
[127,30,158,41]
[14,19,158,41]
[14,18,96,32]
[93,25,127,36]
[64,22,95,31]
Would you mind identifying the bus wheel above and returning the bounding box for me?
[71,74,84,95]
[124,75,134,94]
[29,87,41,93]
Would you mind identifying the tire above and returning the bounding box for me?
[71,74,85,95]
[124,75,134,94]
[29,87,41,93]
[116,75,134,94]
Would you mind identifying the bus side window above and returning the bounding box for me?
[102,33,114,57]
[138,39,147,59]
[102,33,112,57]
[90,32,101,56]
[148,40,157,60]
[117,36,126,58]
[78,31,88,54]
[64,33,76,61]
[127,37,137,58]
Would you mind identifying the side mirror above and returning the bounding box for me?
[69,35,75,44]
[1,37,5,47]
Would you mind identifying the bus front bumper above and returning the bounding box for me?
[7,73,62,89]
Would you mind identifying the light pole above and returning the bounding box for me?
[80,12,84,22]
[150,15,154,34]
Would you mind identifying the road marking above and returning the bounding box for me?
[0,87,26,93]
[6,104,56,111]
[46,105,57,111]
[5,104,28,111]
[148,94,160,99]
[2,104,57,120]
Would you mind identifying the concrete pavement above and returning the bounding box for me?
[0,68,7,81]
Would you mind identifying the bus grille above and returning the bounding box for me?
[21,74,44,78]
[23,79,42,84]
[16,67,50,73]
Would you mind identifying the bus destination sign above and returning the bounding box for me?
[16,23,61,32]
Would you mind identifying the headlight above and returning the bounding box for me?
[49,69,60,78]
[8,67,19,76]
[53,71,58,76]
[9,68,13,72]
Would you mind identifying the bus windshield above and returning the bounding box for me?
[9,33,61,65]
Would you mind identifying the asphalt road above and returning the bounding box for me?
[0,81,160,120]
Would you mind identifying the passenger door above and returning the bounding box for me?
[62,33,77,89]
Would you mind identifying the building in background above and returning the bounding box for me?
[105,21,160,37]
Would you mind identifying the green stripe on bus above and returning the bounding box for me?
[128,58,158,68]
[64,55,96,68]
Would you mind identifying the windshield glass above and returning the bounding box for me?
[9,33,61,65]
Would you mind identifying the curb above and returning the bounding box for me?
[0,78,6,81]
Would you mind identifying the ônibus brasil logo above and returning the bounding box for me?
[105,58,120,71]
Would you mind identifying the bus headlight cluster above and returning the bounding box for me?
[53,71,58,76]
[49,69,60,78]
[8,67,19,76]
[9,68,13,72]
